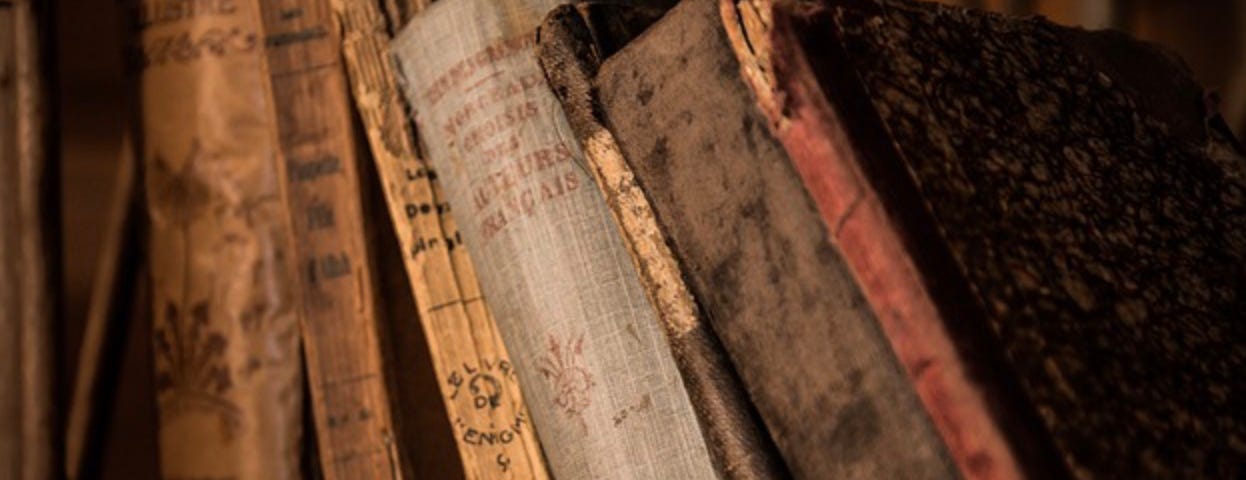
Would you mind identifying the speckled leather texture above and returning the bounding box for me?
[773,1,1246,477]
[592,0,958,478]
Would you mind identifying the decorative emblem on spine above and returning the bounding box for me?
[537,333,595,429]
[153,300,242,439]
[149,139,244,440]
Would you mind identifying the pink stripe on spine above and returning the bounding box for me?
[760,9,1023,480]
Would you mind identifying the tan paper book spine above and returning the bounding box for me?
[331,0,550,477]
[392,1,718,477]
[256,1,401,478]
[128,1,305,477]
[0,1,55,478]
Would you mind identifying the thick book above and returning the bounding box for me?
[539,1,953,478]
[126,1,306,477]
[543,0,1246,478]
[256,1,401,477]
[331,0,550,477]
[0,1,56,478]
[390,1,747,477]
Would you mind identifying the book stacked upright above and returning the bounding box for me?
[0,1,55,478]
[535,0,1246,478]
[83,0,1245,477]
[127,0,307,477]
[390,1,733,478]
[332,0,552,476]
[256,0,402,477]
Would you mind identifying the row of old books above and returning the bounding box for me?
[19,0,1245,479]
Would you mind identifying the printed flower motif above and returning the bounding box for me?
[153,297,242,440]
[154,300,232,397]
[149,139,213,228]
[537,333,595,425]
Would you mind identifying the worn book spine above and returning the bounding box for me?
[0,1,55,478]
[736,2,1246,478]
[256,1,401,478]
[378,0,428,31]
[719,3,1022,479]
[536,6,786,479]
[392,1,718,478]
[331,0,550,477]
[544,1,958,477]
[127,1,305,478]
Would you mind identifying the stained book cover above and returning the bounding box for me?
[256,0,400,477]
[726,0,1246,478]
[331,0,550,476]
[536,4,793,478]
[391,0,720,478]
[126,1,305,477]
[539,1,953,478]
[542,0,1245,477]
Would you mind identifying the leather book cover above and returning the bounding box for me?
[730,1,1246,478]
[544,0,1246,477]
[540,1,955,478]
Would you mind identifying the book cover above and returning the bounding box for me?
[728,1,1246,477]
[392,1,720,477]
[332,0,550,477]
[540,1,956,478]
[127,1,306,477]
[257,1,401,477]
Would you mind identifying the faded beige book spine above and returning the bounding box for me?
[128,1,304,478]
[256,1,401,478]
[331,0,550,477]
[0,1,54,478]
[393,1,718,478]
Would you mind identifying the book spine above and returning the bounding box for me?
[378,0,430,30]
[127,1,305,478]
[0,1,55,478]
[331,0,550,477]
[392,1,718,478]
[255,1,401,478]
[719,3,1020,479]
[536,7,787,479]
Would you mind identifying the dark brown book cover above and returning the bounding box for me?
[748,1,1246,477]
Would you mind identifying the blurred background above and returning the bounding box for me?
[54,0,1245,478]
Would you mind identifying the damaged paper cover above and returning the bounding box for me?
[392,1,718,478]
[332,0,550,476]
[128,1,304,478]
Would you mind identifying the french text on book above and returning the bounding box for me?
[422,34,584,243]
